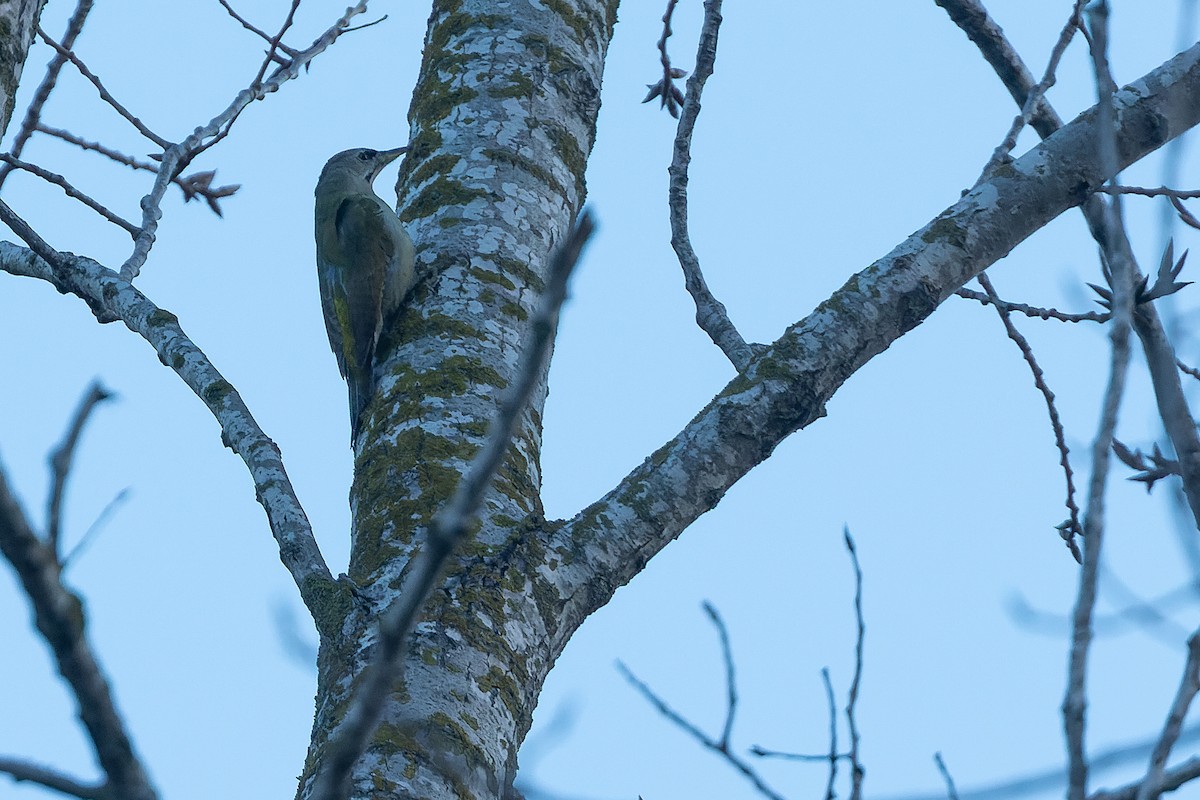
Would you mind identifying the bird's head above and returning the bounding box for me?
[318,146,408,187]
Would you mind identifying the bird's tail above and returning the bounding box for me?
[348,371,374,445]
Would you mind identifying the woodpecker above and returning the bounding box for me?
[314,147,416,444]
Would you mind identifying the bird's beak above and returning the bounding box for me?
[371,146,408,180]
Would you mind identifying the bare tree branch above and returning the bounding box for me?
[61,486,130,571]
[1170,195,1200,230]
[934,752,961,800]
[974,0,1086,184]
[844,528,865,800]
[1096,185,1200,199]
[1009,567,1194,646]
[216,0,300,58]
[617,610,788,800]
[933,0,1064,136]
[0,756,107,800]
[0,460,157,800]
[1066,9,1137,800]
[667,0,757,371]
[880,724,1200,800]
[976,272,1082,559]
[307,212,595,800]
[1135,633,1200,800]
[704,600,739,749]
[955,286,1108,323]
[822,668,838,800]
[0,153,139,235]
[45,380,114,556]
[1093,757,1200,800]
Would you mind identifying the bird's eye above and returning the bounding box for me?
[359,150,376,161]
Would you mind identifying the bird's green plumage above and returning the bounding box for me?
[315,147,416,444]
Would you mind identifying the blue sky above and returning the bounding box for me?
[2,2,1199,799]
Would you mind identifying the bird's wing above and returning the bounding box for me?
[316,257,347,378]
[333,194,396,376]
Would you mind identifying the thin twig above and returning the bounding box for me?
[216,0,300,57]
[186,0,305,164]
[1178,359,1200,381]
[617,660,788,800]
[750,746,850,762]
[0,0,95,192]
[976,272,1082,559]
[120,0,374,280]
[704,601,739,749]
[35,125,241,215]
[1092,757,1200,800]
[1135,634,1200,800]
[935,753,961,800]
[642,0,685,117]
[955,287,1108,323]
[35,27,170,149]
[1066,8,1136,799]
[252,0,302,86]
[46,380,114,556]
[307,212,595,800]
[1009,569,1193,646]
[1096,186,1200,199]
[61,487,131,572]
[667,0,757,371]
[0,756,106,800]
[878,724,1200,800]
[822,668,839,800]
[974,0,1086,185]
[1170,196,1200,231]
[0,153,139,236]
[932,0,1064,134]
[844,527,865,800]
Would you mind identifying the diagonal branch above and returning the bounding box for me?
[0,202,334,617]
[0,153,139,235]
[668,0,757,371]
[547,40,1200,647]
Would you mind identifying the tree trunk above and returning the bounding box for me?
[298,2,616,797]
